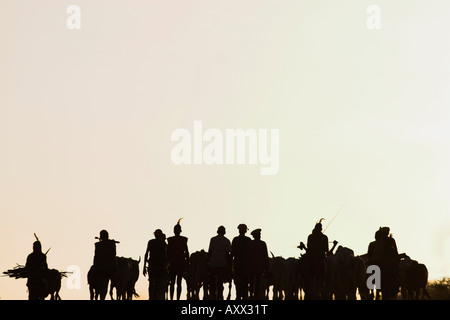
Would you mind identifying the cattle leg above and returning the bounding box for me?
[98,275,109,300]
[109,286,115,300]
[89,286,94,300]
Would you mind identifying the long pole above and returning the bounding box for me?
[323,201,345,233]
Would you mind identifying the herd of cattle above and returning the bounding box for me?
[84,244,430,301]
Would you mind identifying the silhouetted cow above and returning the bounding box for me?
[399,255,430,300]
[110,256,140,300]
[87,265,101,300]
[44,269,62,300]
[267,256,286,300]
[185,250,208,300]
[284,257,302,300]
[325,246,368,300]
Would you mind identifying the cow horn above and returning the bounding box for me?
[177,218,183,225]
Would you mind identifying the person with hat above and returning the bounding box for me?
[25,240,48,300]
[207,225,232,300]
[306,219,329,299]
[167,219,189,300]
[248,228,269,300]
[93,229,117,300]
[232,224,252,300]
[144,229,168,300]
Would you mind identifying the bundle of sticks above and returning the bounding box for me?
[3,234,72,281]
[3,264,28,279]
[3,265,71,279]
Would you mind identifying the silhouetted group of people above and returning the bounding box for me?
[297,221,401,300]
[142,219,189,300]
[206,224,270,300]
[140,220,270,300]
[21,219,402,300]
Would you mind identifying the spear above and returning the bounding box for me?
[95,237,120,244]
[323,201,345,233]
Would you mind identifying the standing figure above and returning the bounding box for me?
[306,219,329,299]
[25,240,48,300]
[167,219,189,300]
[232,224,252,300]
[248,228,269,300]
[367,229,384,299]
[207,226,232,300]
[378,226,400,300]
[93,230,117,300]
[144,229,168,300]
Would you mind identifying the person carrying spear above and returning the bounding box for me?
[25,234,48,300]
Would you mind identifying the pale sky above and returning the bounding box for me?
[1,0,450,299]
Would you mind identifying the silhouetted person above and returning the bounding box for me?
[25,240,48,300]
[144,229,168,300]
[167,219,189,300]
[306,219,329,299]
[208,226,232,300]
[232,224,252,300]
[368,229,383,266]
[248,228,269,300]
[367,229,383,299]
[378,226,400,300]
[93,230,117,300]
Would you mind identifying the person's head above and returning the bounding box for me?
[154,229,163,239]
[313,218,324,233]
[217,225,226,236]
[32,241,42,253]
[99,230,109,241]
[251,228,261,240]
[237,224,248,235]
[379,227,390,238]
[174,218,182,235]
[375,229,381,241]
